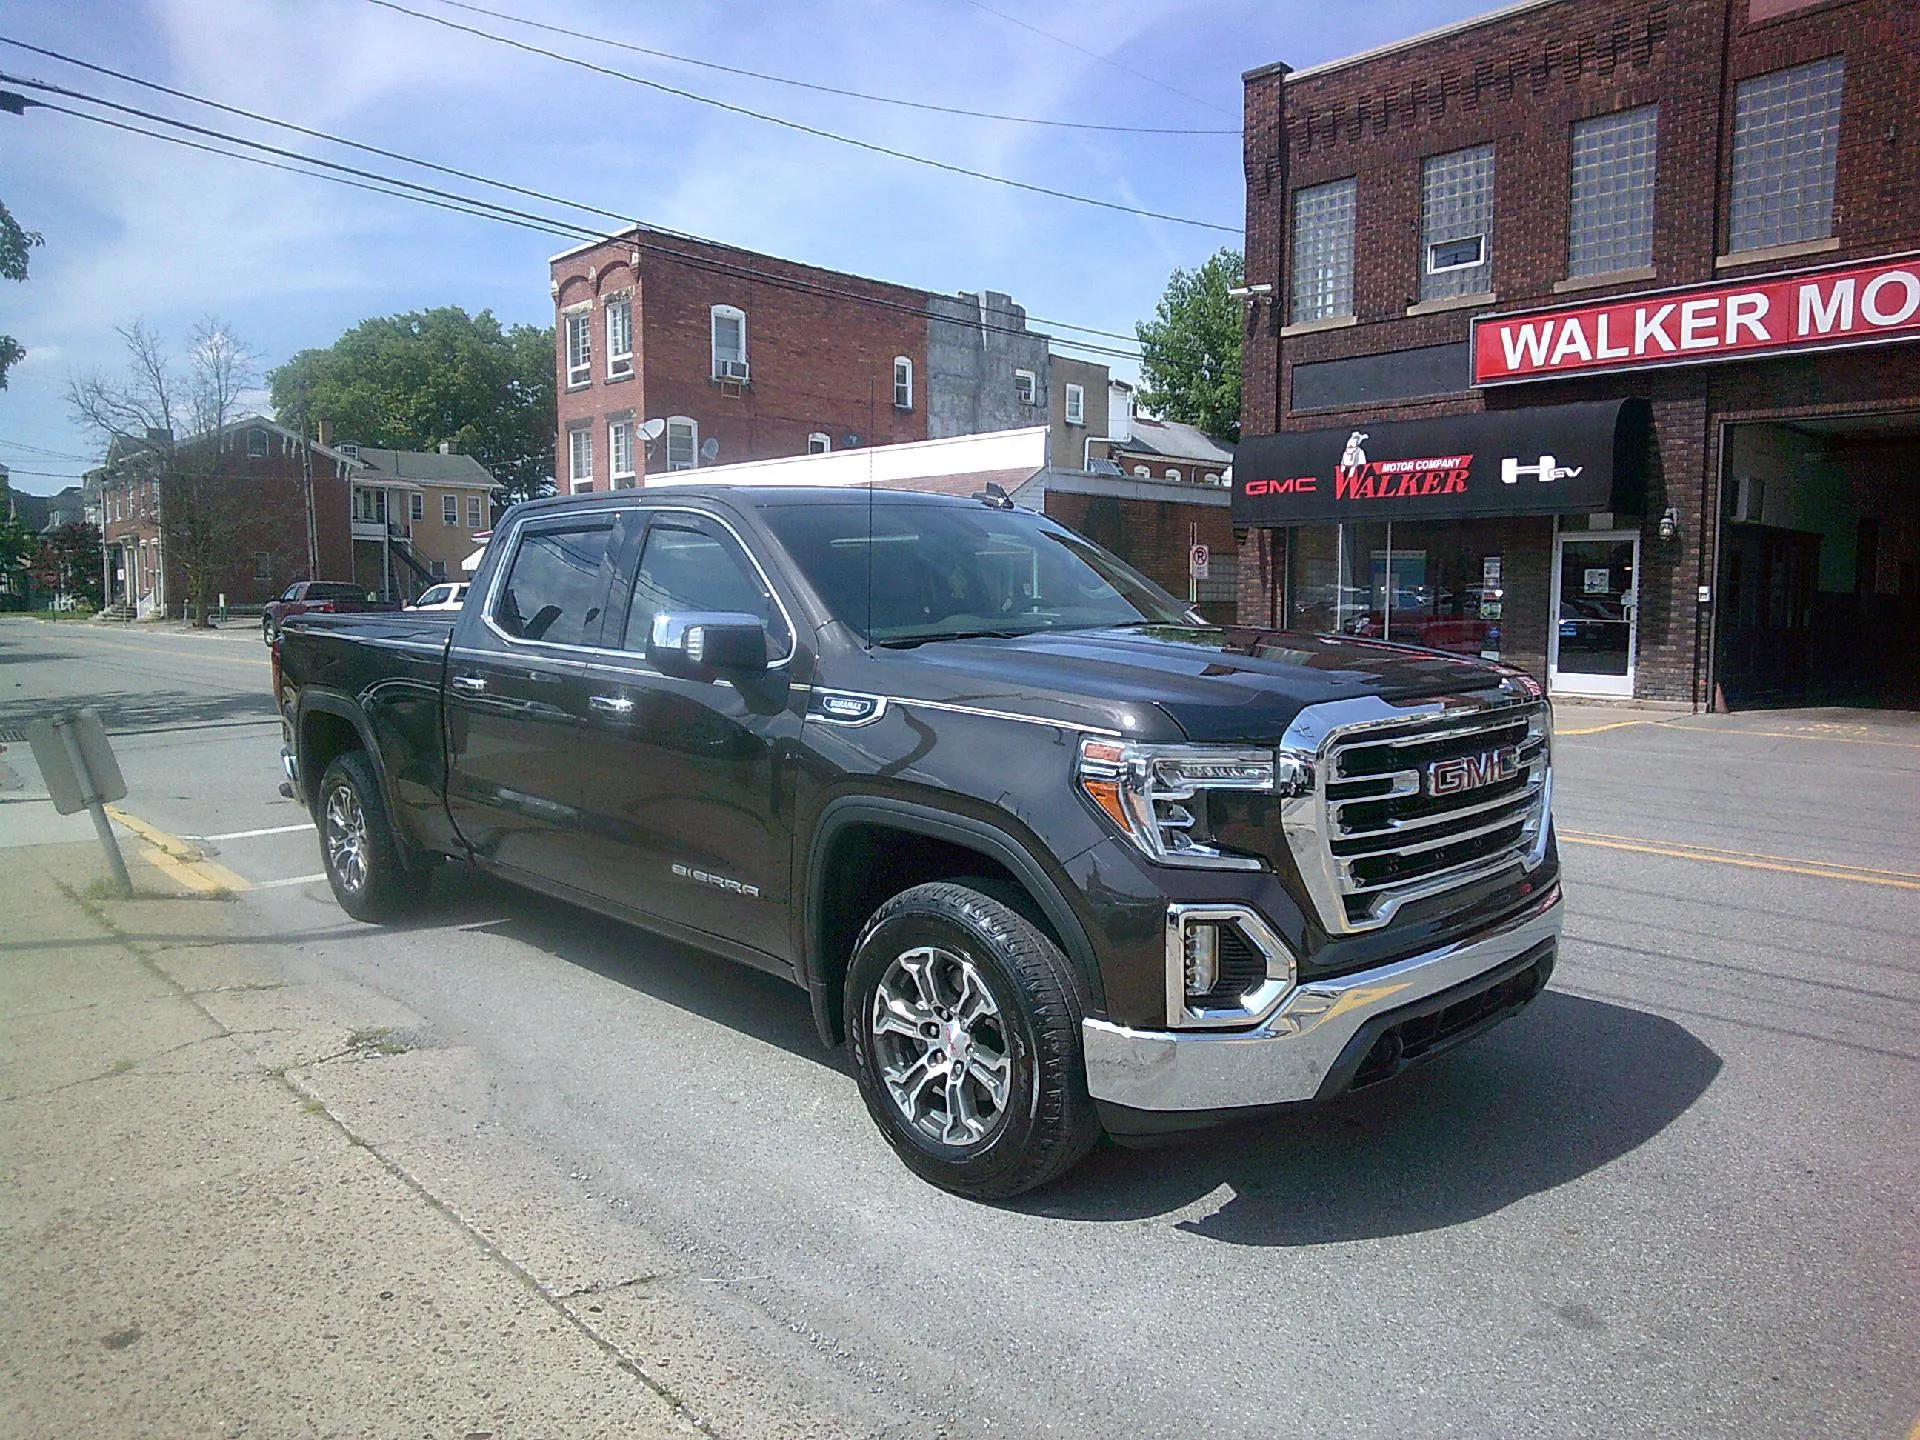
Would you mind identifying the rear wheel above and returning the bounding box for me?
[846,882,1100,1200]
[317,751,421,922]
[262,614,276,646]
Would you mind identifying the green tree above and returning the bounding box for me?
[1135,248,1244,445]
[269,307,556,503]
[39,520,105,607]
[1,198,44,389]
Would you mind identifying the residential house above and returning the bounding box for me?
[1090,406,1234,488]
[339,442,496,584]
[551,228,1082,491]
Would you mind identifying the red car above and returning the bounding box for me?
[262,581,393,643]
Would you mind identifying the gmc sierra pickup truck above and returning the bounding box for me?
[274,485,1561,1198]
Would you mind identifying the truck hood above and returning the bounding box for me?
[873,625,1518,744]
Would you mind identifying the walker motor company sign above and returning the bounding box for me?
[1473,253,1920,386]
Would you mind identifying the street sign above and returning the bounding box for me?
[1189,543,1211,580]
[26,708,132,895]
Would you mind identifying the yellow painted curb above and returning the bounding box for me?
[105,806,254,894]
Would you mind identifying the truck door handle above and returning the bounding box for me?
[589,695,634,715]
[450,674,488,694]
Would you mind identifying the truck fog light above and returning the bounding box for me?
[1183,922,1220,997]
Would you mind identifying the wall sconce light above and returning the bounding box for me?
[1658,506,1679,543]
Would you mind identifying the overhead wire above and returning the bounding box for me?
[360,0,1240,235]
[6,74,1144,361]
[414,0,1239,135]
[960,0,1235,116]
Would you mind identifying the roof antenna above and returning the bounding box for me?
[973,480,1014,510]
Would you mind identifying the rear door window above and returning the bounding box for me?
[491,518,620,648]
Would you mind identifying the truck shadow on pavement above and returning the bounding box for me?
[3,688,278,733]
[1022,990,1722,1242]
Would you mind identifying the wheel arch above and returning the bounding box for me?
[295,692,388,816]
[804,796,1105,1049]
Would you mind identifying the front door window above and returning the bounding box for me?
[1553,533,1638,697]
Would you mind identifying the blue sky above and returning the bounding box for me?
[0,0,1494,495]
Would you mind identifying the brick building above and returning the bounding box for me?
[1232,0,1919,706]
[550,230,1079,494]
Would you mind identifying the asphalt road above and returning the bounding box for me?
[4,616,1916,1440]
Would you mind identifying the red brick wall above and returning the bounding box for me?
[553,234,929,490]
[1043,491,1236,618]
[1240,0,1920,701]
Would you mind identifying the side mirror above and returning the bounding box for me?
[649,611,769,677]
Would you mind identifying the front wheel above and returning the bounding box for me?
[846,882,1100,1200]
[262,615,277,646]
[317,751,421,922]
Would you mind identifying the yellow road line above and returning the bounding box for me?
[61,630,269,670]
[105,806,254,894]
[1556,718,1667,736]
[1667,722,1920,750]
[1560,830,1920,891]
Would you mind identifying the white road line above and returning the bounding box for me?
[250,872,328,890]
[189,823,314,842]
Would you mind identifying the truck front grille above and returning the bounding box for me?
[1282,693,1552,934]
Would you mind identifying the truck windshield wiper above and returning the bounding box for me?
[876,627,1032,649]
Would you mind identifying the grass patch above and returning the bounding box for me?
[346,1025,412,1057]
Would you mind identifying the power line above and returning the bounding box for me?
[361,0,1240,235]
[416,0,1238,136]
[0,438,97,462]
[961,0,1235,116]
[1,467,91,479]
[11,78,1144,362]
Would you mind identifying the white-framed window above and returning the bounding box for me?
[410,493,424,523]
[893,356,914,410]
[431,559,448,580]
[564,308,592,387]
[807,432,831,454]
[1064,383,1085,426]
[1729,56,1845,254]
[608,417,635,485]
[246,427,269,459]
[1014,368,1037,405]
[1421,144,1494,300]
[666,416,698,472]
[605,294,634,379]
[1202,472,1220,486]
[711,305,748,381]
[1569,106,1658,278]
[468,495,483,528]
[1165,468,1181,482]
[568,424,593,492]
[1132,465,1151,479]
[1291,176,1357,323]
[353,487,387,525]
[442,494,458,525]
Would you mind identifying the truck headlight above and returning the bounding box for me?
[1076,738,1312,870]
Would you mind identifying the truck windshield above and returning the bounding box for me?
[759,500,1195,645]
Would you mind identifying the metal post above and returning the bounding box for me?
[56,717,132,896]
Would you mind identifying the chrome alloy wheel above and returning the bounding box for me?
[870,945,1012,1148]
[323,783,369,895]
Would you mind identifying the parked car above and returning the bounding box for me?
[262,581,392,644]
[275,487,1560,1198]
[408,582,468,612]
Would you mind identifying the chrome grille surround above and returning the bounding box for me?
[1280,683,1553,934]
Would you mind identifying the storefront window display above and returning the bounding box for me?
[1285,519,1514,659]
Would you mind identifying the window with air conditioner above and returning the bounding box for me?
[1065,384,1085,426]
[609,417,635,484]
[1729,57,1845,254]
[568,425,593,492]
[711,305,748,381]
[606,294,634,380]
[564,309,592,388]
[468,495,483,528]
[893,356,913,410]
[442,494,458,525]
[1420,144,1494,300]
[1014,369,1037,406]
[666,417,698,471]
[808,432,831,454]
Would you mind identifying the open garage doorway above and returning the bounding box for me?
[1716,412,1920,709]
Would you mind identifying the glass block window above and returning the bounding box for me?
[1420,145,1494,301]
[1729,57,1845,254]
[1290,177,1356,323]
[1568,106,1658,277]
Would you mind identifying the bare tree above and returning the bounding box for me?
[68,318,261,627]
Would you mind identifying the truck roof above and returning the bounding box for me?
[510,485,995,517]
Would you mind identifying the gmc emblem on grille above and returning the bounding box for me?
[1425,745,1522,796]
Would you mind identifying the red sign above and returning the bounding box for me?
[1473,253,1920,386]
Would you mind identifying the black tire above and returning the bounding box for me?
[316,751,420,923]
[262,615,277,646]
[845,881,1100,1200]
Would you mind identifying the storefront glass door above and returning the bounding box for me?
[1551,531,1638,697]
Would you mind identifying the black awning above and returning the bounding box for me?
[1232,398,1647,526]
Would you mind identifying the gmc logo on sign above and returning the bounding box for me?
[1425,746,1522,796]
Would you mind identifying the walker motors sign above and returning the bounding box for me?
[1473,253,1920,386]
[1233,399,1643,526]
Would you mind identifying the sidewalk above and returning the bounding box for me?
[0,843,700,1439]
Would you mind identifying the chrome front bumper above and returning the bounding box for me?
[1081,887,1562,1113]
